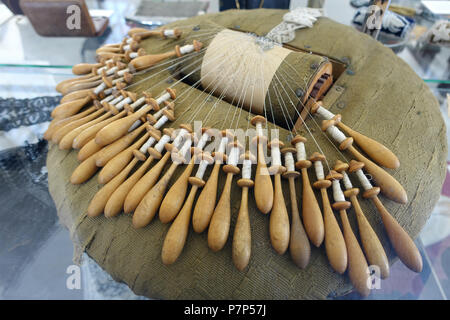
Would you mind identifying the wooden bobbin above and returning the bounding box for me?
[281,147,310,269]
[310,153,347,274]
[95,88,176,147]
[311,101,400,169]
[77,137,102,162]
[72,62,104,75]
[51,95,92,119]
[192,130,234,233]
[292,135,324,247]
[328,169,371,297]
[334,160,389,279]
[129,40,203,71]
[322,119,407,204]
[233,151,256,271]
[348,160,423,273]
[208,140,243,252]
[124,128,174,214]
[103,130,161,218]
[267,139,289,255]
[133,131,194,228]
[44,106,97,141]
[250,115,273,214]
[162,152,214,265]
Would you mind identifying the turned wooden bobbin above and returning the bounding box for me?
[208,140,243,252]
[348,160,423,273]
[250,115,273,214]
[193,130,234,233]
[267,139,289,255]
[162,151,214,265]
[334,160,390,279]
[322,119,407,204]
[233,151,256,271]
[291,135,324,247]
[311,153,347,274]
[327,170,371,297]
[281,146,310,269]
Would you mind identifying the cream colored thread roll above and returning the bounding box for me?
[332,180,346,202]
[195,160,209,179]
[130,97,146,109]
[197,133,209,150]
[116,97,132,110]
[295,142,306,161]
[179,139,193,157]
[284,152,295,172]
[139,137,156,154]
[242,159,252,179]
[164,29,175,37]
[126,38,133,44]
[153,108,164,119]
[100,94,114,104]
[172,128,187,148]
[112,77,123,85]
[327,125,346,143]
[201,29,290,115]
[123,44,131,51]
[180,44,194,55]
[217,137,228,154]
[155,135,171,153]
[156,92,171,105]
[117,68,130,76]
[104,88,113,95]
[271,146,281,166]
[342,172,353,190]
[110,95,124,105]
[106,66,118,75]
[128,120,141,132]
[356,169,373,191]
[154,115,168,129]
[94,82,106,95]
[256,123,263,137]
[314,160,324,180]
[317,106,334,120]
[228,147,240,166]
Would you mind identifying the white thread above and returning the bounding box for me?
[332,180,346,202]
[155,135,171,153]
[130,97,145,110]
[116,97,132,110]
[129,52,138,59]
[295,142,306,161]
[271,145,281,166]
[156,92,171,105]
[117,68,130,76]
[94,82,106,95]
[327,125,346,143]
[179,139,192,157]
[104,88,113,95]
[316,106,334,120]
[228,147,240,166]
[96,66,107,74]
[164,29,175,37]
[128,120,141,132]
[106,66,118,75]
[342,172,353,190]
[255,123,263,137]
[153,108,164,119]
[217,137,228,154]
[180,44,194,55]
[100,94,114,104]
[356,169,373,191]
[123,44,130,51]
[195,160,208,179]
[112,77,123,84]
[242,159,252,179]
[314,160,324,180]
[139,136,156,153]
[110,95,124,105]
[172,128,187,148]
[284,152,295,172]
[126,38,133,44]
[197,133,209,151]
[154,115,168,129]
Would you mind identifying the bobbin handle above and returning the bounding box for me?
[52,109,102,144]
[301,168,324,247]
[254,143,273,214]
[51,96,91,119]
[133,162,178,228]
[161,186,199,265]
[159,157,196,223]
[44,107,96,140]
[288,178,310,269]
[208,172,233,252]
[350,195,389,279]
[232,187,251,271]
[78,138,102,161]
[348,145,407,204]
[86,158,138,217]
[70,154,99,185]
[98,133,150,184]
[104,156,154,217]
[192,162,221,233]
[95,111,144,146]
[72,62,103,75]
[338,122,400,169]
[270,174,290,255]
[322,189,347,274]
[372,196,423,273]
[61,88,95,103]
[129,51,177,71]
[124,153,170,213]
[340,210,371,297]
